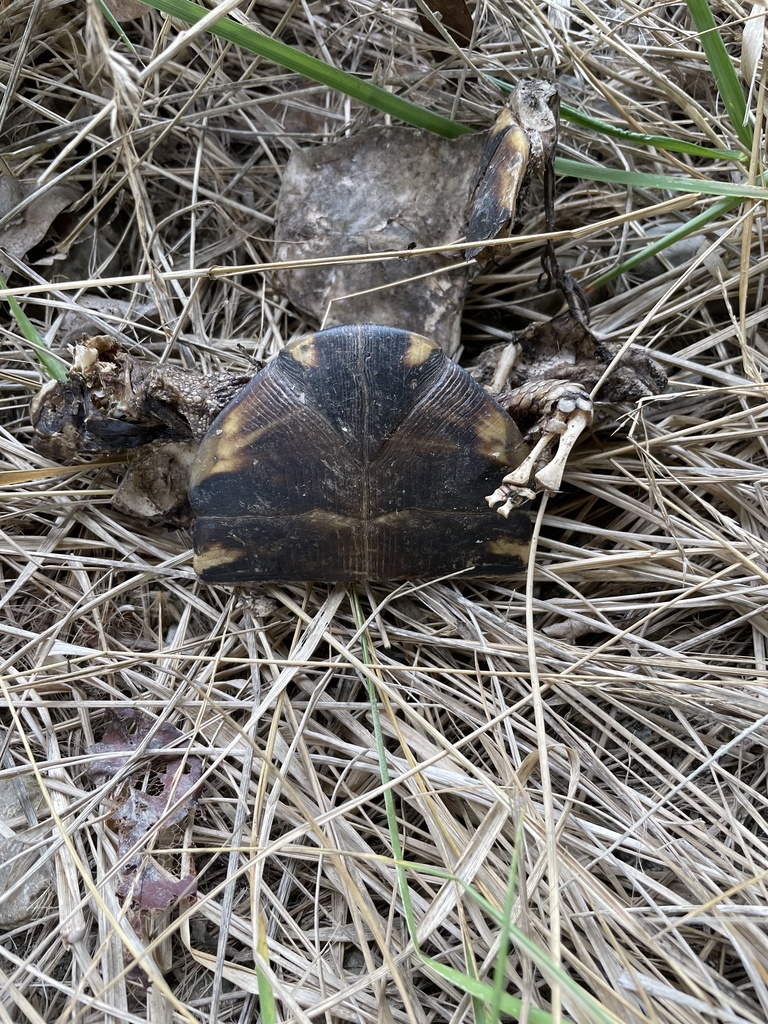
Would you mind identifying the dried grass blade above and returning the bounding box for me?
[138,0,471,138]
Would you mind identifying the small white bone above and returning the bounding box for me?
[486,383,594,515]
[489,343,521,394]
[499,434,552,489]
[534,407,593,492]
[485,485,537,518]
[485,432,552,515]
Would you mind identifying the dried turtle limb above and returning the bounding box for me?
[31,335,251,524]
[539,239,591,326]
[486,378,595,515]
[110,441,200,525]
[473,311,668,402]
[465,79,559,264]
[30,335,251,460]
[476,311,667,512]
[536,97,591,328]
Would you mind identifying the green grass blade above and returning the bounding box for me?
[685,0,752,149]
[139,0,470,138]
[421,958,570,1024]
[255,915,278,1024]
[452,882,622,1024]
[462,941,489,1024]
[591,195,740,287]
[0,273,68,381]
[382,856,624,1024]
[555,157,768,200]
[488,822,523,1022]
[98,0,138,51]
[560,102,745,163]
[351,587,419,947]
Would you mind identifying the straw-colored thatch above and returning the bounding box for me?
[1,1,767,1021]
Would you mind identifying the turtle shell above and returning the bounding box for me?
[189,324,531,582]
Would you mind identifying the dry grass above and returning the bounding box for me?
[2,0,768,1022]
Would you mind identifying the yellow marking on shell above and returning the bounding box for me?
[472,409,527,466]
[485,537,530,560]
[284,335,320,367]
[503,125,530,163]
[402,333,439,367]
[190,397,283,485]
[194,542,243,576]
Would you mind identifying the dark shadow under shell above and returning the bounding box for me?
[190,324,531,582]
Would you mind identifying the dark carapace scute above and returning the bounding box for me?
[189,324,531,582]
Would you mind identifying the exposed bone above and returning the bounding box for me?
[534,406,593,491]
[485,480,537,518]
[485,433,549,516]
[488,342,520,394]
[486,379,594,514]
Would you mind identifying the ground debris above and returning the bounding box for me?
[470,310,667,408]
[85,710,201,912]
[0,175,81,275]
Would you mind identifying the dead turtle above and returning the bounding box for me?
[29,82,666,584]
[30,320,600,582]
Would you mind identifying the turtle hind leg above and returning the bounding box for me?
[486,379,594,515]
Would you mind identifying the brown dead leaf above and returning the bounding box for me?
[0,177,81,275]
[101,0,149,21]
[86,710,201,911]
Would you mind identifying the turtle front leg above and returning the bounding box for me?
[486,379,594,516]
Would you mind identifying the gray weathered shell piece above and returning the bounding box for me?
[274,127,484,358]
